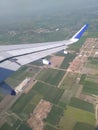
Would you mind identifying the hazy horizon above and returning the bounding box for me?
[0,0,97,18]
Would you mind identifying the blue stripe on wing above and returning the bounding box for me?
[75,24,89,39]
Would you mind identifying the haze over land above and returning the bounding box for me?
[0,0,98,44]
[0,0,98,22]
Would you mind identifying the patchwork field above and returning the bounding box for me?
[11,89,42,119]
[45,105,64,126]
[59,106,95,130]
[86,74,98,83]
[69,97,94,113]
[36,68,65,86]
[82,59,98,74]
[60,72,79,104]
[10,81,64,120]
[83,81,98,95]
[0,122,32,130]
[79,73,98,95]
[60,72,79,89]
[32,82,64,104]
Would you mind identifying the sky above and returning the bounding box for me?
[0,0,97,17]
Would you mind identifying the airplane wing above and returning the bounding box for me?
[0,24,88,85]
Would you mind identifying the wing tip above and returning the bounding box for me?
[72,24,89,40]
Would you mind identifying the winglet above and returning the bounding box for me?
[71,24,89,40]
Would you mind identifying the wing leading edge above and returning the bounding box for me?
[0,24,88,89]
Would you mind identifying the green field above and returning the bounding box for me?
[60,72,79,104]
[83,81,98,95]
[36,68,65,86]
[69,97,94,113]
[13,120,21,128]
[79,58,98,95]
[58,101,67,109]
[59,106,94,130]
[60,53,76,69]
[11,89,42,119]
[44,125,59,130]
[18,123,32,130]
[0,123,16,130]
[6,115,17,127]
[73,122,95,130]
[45,105,64,126]
[33,82,64,104]
[79,74,86,85]
[88,57,98,65]
[60,72,79,89]
[80,73,98,85]
[11,81,64,119]
[79,74,98,95]
[0,122,32,130]
[85,59,98,70]
[86,74,98,83]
